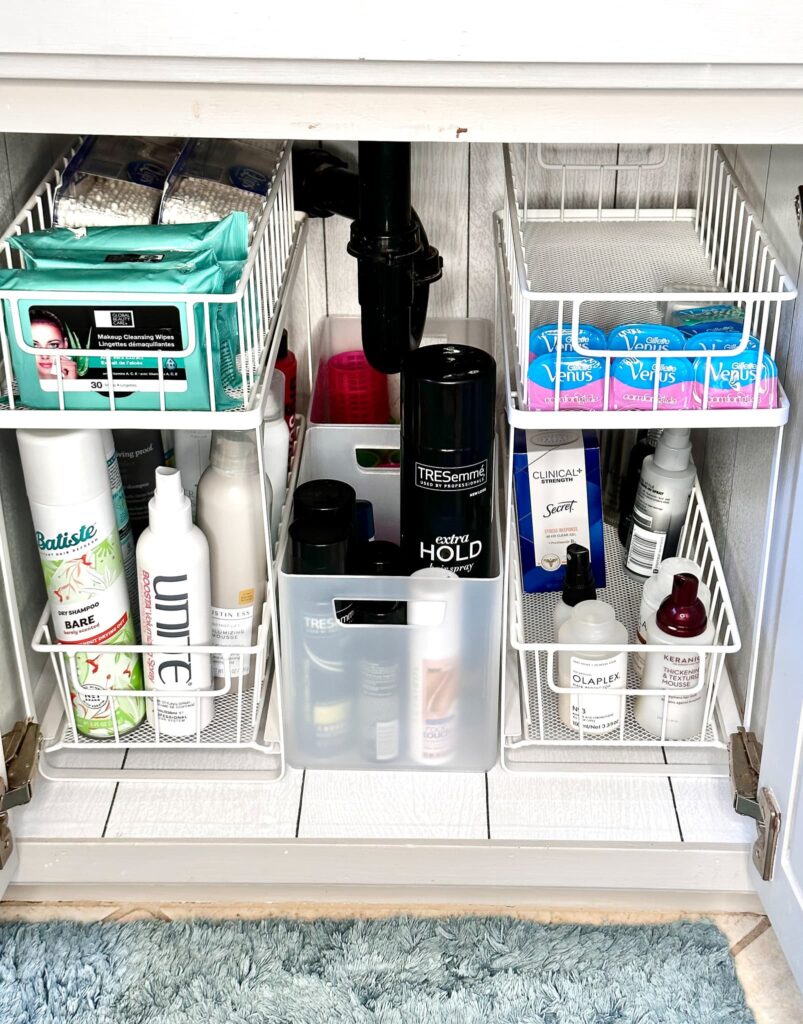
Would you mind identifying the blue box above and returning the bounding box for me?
[513,428,606,594]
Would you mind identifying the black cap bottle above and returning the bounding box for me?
[552,544,597,639]
[400,344,496,578]
[350,540,406,626]
[289,519,354,624]
[292,479,356,536]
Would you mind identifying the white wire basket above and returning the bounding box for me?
[500,143,797,428]
[0,140,299,429]
[25,413,307,782]
[33,600,273,749]
[504,480,740,751]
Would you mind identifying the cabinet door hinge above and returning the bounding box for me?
[0,719,41,871]
[729,727,782,881]
[1,720,41,812]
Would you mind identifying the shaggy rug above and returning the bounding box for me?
[0,915,754,1023]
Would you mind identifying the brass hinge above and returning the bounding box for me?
[0,719,41,871]
[729,727,782,882]
[1,720,41,812]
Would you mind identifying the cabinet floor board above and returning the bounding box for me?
[297,770,487,840]
[104,757,304,839]
[13,749,124,840]
[487,766,681,843]
[670,778,756,845]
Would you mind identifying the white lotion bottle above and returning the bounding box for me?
[635,573,715,740]
[558,600,628,736]
[635,556,711,678]
[263,368,290,552]
[101,429,138,631]
[173,430,212,521]
[137,467,213,737]
[408,567,459,766]
[625,428,696,578]
[197,431,269,691]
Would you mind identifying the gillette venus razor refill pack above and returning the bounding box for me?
[513,429,606,594]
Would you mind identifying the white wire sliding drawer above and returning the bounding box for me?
[30,414,307,781]
[0,141,302,430]
[499,144,797,429]
[33,600,273,750]
[504,481,740,753]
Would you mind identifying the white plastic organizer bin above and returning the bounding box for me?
[504,480,740,752]
[500,144,797,427]
[278,424,504,772]
[0,140,298,420]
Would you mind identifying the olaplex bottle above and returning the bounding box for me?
[401,344,496,578]
[625,428,695,578]
[558,599,627,736]
[635,573,715,740]
[197,431,268,691]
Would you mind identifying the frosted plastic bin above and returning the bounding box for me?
[277,424,503,771]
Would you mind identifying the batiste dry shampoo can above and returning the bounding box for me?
[401,345,496,578]
[17,428,145,738]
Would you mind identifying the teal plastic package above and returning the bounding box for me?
[3,215,248,411]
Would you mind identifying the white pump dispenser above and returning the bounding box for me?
[137,466,213,737]
[625,428,696,578]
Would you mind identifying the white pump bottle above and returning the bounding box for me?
[137,467,213,737]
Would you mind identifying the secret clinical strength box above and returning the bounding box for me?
[513,429,605,594]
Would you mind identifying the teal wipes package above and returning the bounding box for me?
[608,324,692,411]
[527,353,605,411]
[685,332,778,410]
[10,216,249,266]
[3,215,248,411]
[528,323,606,362]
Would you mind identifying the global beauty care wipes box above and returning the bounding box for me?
[513,429,605,593]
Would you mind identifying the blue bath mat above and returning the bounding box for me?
[0,915,753,1023]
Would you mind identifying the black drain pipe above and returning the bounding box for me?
[293,143,442,374]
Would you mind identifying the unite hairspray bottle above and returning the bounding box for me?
[400,344,496,578]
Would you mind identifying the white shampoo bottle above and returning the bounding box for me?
[137,467,213,737]
[263,368,290,552]
[197,431,268,691]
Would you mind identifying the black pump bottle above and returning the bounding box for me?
[400,344,496,578]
